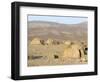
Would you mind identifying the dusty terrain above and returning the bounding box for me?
[27,21,88,66]
[28,43,87,66]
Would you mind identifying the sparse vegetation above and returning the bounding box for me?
[28,39,87,66]
[28,21,88,66]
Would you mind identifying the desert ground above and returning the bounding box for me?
[27,21,88,66]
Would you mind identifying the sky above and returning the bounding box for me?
[28,15,87,24]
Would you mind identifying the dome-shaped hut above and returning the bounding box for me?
[62,44,84,59]
[30,38,41,45]
[63,41,72,45]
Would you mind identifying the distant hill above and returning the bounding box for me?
[28,21,88,42]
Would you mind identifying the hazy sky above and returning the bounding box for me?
[28,15,87,24]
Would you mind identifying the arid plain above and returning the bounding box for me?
[28,21,88,66]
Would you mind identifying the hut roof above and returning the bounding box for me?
[30,38,41,45]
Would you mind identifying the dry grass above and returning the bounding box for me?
[28,43,87,66]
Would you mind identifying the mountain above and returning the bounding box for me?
[28,21,88,42]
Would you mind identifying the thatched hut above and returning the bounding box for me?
[62,43,85,59]
[63,41,72,45]
[30,38,41,45]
